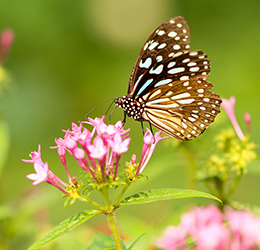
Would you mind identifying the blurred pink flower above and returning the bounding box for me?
[0,29,14,65]
[222,96,246,140]
[155,205,260,250]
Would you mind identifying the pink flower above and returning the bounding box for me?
[180,205,223,237]
[0,29,14,65]
[26,161,49,185]
[108,132,131,155]
[24,117,168,190]
[222,96,245,140]
[87,136,107,161]
[23,146,69,195]
[155,205,260,250]
[194,223,230,250]
[225,207,260,250]
[137,130,169,175]
[155,226,188,250]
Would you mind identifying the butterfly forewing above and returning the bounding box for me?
[128,16,191,97]
[115,16,221,141]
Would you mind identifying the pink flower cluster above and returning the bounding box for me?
[23,117,167,194]
[155,205,260,250]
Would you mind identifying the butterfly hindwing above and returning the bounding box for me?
[142,80,221,140]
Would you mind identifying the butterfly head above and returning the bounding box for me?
[115,96,145,121]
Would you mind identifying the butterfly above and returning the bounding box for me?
[115,16,221,141]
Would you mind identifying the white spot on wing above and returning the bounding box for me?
[177,99,195,104]
[148,42,159,50]
[156,55,163,62]
[149,64,164,75]
[168,31,177,37]
[136,78,153,96]
[171,93,191,100]
[167,61,176,68]
[180,75,189,81]
[168,67,185,74]
[157,30,165,36]
[149,89,161,99]
[158,43,167,49]
[154,79,172,87]
[139,57,152,68]
[190,67,200,72]
[173,44,181,50]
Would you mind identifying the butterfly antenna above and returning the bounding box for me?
[86,97,116,119]
[108,105,117,124]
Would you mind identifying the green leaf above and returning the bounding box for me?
[27,209,102,250]
[119,188,222,206]
[86,232,126,250]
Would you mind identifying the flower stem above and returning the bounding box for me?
[80,194,105,210]
[224,169,244,202]
[113,183,130,207]
[107,211,122,250]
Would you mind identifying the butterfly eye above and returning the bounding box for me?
[116,16,221,141]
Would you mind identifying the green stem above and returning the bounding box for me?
[224,169,244,202]
[80,194,105,210]
[107,211,122,250]
[181,143,197,189]
[113,183,130,207]
[102,186,110,208]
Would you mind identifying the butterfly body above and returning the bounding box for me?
[115,16,221,141]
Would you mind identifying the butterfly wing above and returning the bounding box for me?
[128,16,192,98]
[119,16,221,140]
[142,79,221,141]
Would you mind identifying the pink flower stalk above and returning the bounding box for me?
[136,129,170,176]
[155,205,260,250]
[0,29,14,65]
[23,145,69,195]
[222,96,245,140]
[244,112,251,135]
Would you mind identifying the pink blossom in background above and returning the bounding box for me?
[155,205,260,250]
[0,28,14,65]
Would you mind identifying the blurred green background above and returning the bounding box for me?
[1,0,260,249]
